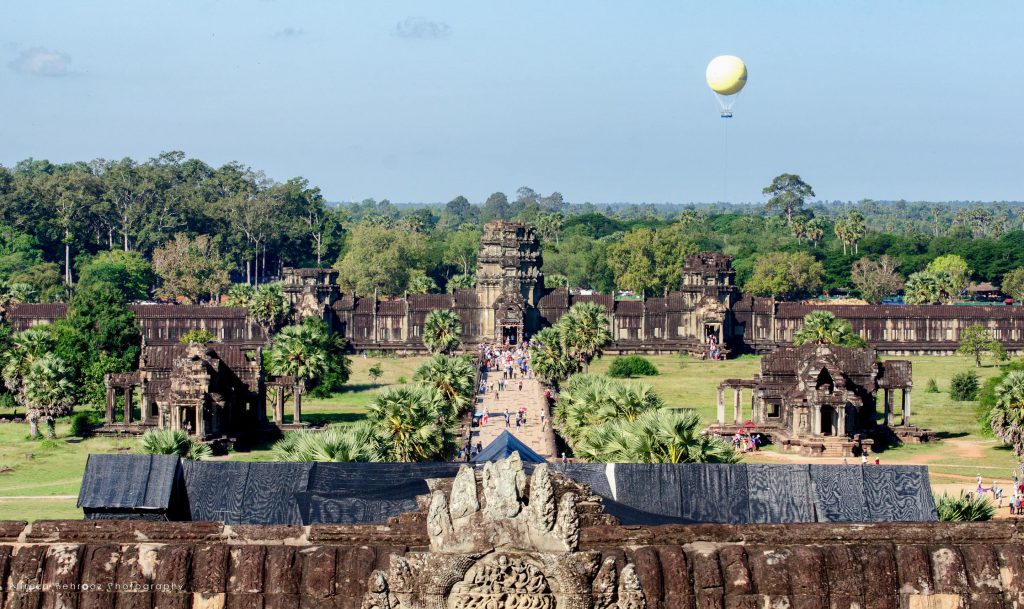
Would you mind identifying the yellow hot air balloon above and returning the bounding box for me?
[706,55,747,118]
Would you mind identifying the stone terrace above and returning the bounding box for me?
[1,519,1022,609]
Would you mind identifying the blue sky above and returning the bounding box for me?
[2,1,1021,204]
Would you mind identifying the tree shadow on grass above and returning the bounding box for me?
[934,431,970,440]
[335,383,383,394]
[289,413,367,426]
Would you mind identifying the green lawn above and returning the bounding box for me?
[0,352,1018,521]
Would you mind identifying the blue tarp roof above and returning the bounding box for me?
[77,454,180,510]
[472,431,547,463]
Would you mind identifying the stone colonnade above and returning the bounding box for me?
[881,387,912,427]
[717,381,757,425]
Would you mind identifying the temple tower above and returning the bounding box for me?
[475,221,543,343]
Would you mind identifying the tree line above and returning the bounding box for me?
[4,155,1024,306]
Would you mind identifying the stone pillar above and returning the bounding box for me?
[716,388,725,424]
[884,389,893,427]
[812,406,821,436]
[195,405,205,438]
[751,390,757,423]
[274,388,285,425]
[124,388,133,425]
[903,389,911,427]
[293,385,302,424]
[837,405,846,437]
[733,388,741,423]
[105,386,116,425]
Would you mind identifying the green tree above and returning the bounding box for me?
[1001,267,1024,302]
[264,319,350,397]
[528,326,578,385]
[991,370,1024,458]
[179,329,215,344]
[481,192,510,221]
[334,223,423,296]
[407,273,438,295]
[447,274,475,291]
[21,353,76,439]
[903,270,953,305]
[152,233,230,303]
[927,254,971,298]
[412,354,476,415]
[271,425,377,462]
[246,283,291,336]
[575,409,739,464]
[792,311,867,348]
[850,256,903,304]
[607,226,697,295]
[2,326,56,435]
[558,302,612,372]
[422,309,462,355]
[53,282,141,405]
[366,384,454,462]
[762,173,814,226]
[77,250,155,301]
[140,429,212,460]
[745,251,824,300]
[956,323,1007,367]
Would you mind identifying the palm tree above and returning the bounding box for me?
[528,326,578,385]
[366,385,454,462]
[412,354,476,416]
[140,429,212,460]
[904,270,953,305]
[22,354,76,439]
[575,409,739,464]
[2,327,66,438]
[264,324,329,382]
[991,370,1024,457]
[792,311,867,348]
[554,375,662,447]
[271,424,377,462]
[422,309,462,355]
[559,302,612,372]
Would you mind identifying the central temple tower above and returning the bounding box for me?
[475,221,543,344]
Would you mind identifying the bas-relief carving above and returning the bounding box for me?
[363,454,645,609]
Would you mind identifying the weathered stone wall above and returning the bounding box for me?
[1,519,1022,609]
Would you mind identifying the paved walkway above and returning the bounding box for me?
[471,369,557,460]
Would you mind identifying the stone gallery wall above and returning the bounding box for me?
[0,519,1022,609]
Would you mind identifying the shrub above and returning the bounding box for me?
[69,412,92,437]
[607,355,659,378]
[140,429,212,460]
[935,491,994,522]
[179,329,215,344]
[396,376,407,384]
[924,378,939,393]
[950,371,980,401]
[368,363,384,382]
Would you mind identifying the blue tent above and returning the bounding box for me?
[473,431,547,463]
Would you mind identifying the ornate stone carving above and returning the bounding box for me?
[363,454,645,609]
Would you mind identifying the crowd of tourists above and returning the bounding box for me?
[974,471,1024,515]
[461,340,544,461]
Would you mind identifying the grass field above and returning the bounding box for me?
[0,352,1018,521]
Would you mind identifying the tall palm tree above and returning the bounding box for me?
[991,370,1024,457]
[2,327,61,438]
[422,309,462,355]
[22,354,76,439]
[412,354,476,416]
[792,311,867,348]
[559,302,612,372]
[264,324,329,382]
[366,385,453,462]
[528,326,578,385]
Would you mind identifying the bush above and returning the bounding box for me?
[935,491,994,522]
[950,371,980,401]
[139,429,212,460]
[976,359,1024,436]
[69,413,92,437]
[924,378,939,393]
[607,355,659,378]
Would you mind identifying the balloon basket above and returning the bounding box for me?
[720,111,734,118]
